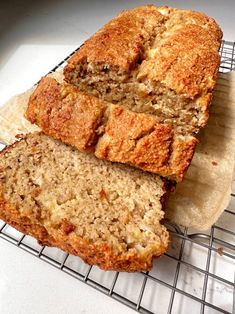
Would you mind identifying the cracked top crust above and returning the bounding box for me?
[25,77,197,181]
[64,5,222,98]
[26,6,222,181]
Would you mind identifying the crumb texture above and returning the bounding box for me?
[26,77,198,181]
[64,5,222,135]
[0,133,169,271]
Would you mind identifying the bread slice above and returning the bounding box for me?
[64,5,222,132]
[25,76,197,181]
[0,132,169,271]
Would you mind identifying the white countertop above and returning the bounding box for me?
[0,1,234,313]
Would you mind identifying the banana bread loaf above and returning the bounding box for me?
[0,132,169,271]
[26,77,197,181]
[64,5,222,136]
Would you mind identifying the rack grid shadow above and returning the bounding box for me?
[0,40,235,314]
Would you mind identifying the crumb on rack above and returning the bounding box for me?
[211,160,218,166]
[217,247,224,256]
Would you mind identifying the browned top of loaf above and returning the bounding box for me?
[64,5,222,98]
[26,77,198,181]
[26,76,106,151]
[66,5,166,70]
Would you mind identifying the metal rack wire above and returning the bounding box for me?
[0,40,235,314]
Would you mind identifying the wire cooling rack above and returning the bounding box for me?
[0,40,235,314]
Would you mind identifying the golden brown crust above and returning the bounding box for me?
[26,77,106,152]
[25,77,197,181]
[64,5,222,100]
[95,106,198,181]
[0,188,167,272]
[64,5,165,72]
[138,24,221,98]
[151,6,222,98]
[168,137,199,181]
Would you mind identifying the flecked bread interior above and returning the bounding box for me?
[64,5,222,136]
[0,132,169,271]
